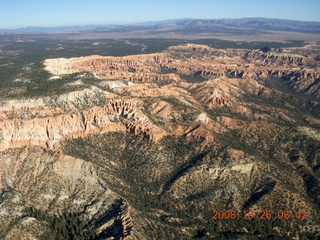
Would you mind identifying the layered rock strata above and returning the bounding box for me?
[0,97,166,151]
[44,43,320,97]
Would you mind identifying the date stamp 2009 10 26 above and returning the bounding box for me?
[212,209,307,220]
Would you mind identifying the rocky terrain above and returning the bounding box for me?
[0,42,320,239]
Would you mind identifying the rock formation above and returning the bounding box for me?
[0,93,168,151]
[44,43,320,98]
[1,43,320,239]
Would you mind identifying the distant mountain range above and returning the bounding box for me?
[1,18,320,34]
[174,18,320,34]
[0,25,116,33]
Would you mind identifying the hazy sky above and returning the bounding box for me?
[1,0,319,29]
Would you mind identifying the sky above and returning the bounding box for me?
[0,0,319,29]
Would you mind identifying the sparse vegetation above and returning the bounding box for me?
[0,35,319,239]
[62,127,320,238]
[0,37,307,99]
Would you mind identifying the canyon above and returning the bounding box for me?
[0,42,320,239]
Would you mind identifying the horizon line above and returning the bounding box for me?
[1,17,320,30]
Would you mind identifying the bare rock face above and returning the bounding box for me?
[45,54,181,83]
[0,95,167,151]
[1,43,320,239]
[0,147,122,239]
[44,43,320,98]
[118,201,133,240]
